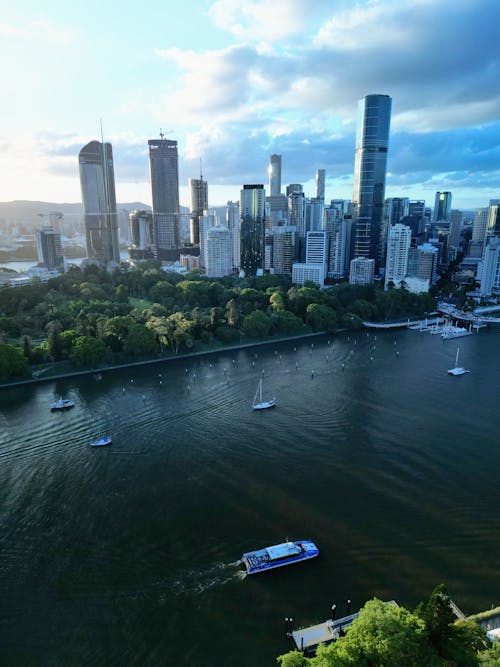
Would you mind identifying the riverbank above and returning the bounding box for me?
[0,330,333,389]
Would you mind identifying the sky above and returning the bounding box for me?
[1,0,500,210]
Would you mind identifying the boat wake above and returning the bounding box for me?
[169,560,246,596]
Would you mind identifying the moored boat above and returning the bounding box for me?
[51,397,75,411]
[253,378,275,410]
[242,540,318,574]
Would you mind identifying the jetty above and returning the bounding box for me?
[289,601,398,653]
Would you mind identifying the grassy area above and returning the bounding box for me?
[467,607,500,622]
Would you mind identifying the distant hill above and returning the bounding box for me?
[0,200,152,226]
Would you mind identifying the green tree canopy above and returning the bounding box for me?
[0,342,27,381]
[242,310,272,338]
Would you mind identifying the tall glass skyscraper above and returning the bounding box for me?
[433,191,452,222]
[352,94,392,271]
[240,184,266,275]
[78,140,120,265]
[268,154,282,197]
[148,138,181,257]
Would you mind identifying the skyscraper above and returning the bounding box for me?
[189,174,208,245]
[268,154,282,196]
[384,223,411,289]
[315,169,325,200]
[433,191,452,222]
[240,184,266,275]
[148,137,180,257]
[352,94,392,271]
[78,140,120,265]
[36,226,63,269]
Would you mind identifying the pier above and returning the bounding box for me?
[289,601,398,653]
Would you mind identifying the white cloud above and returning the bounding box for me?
[207,0,307,42]
[0,19,74,43]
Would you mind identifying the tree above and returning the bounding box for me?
[225,298,240,327]
[416,584,486,664]
[278,599,430,667]
[242,310,272,338]
[277,651,307,667]
[272,310,305,335]
[0,343,27,381]
[122,323,157,357]
[20,334,32,361]
[306,304,337,332]
[70,336,108,367]
[269,291,287,311]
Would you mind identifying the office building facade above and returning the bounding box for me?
[240,185,266,275]
[78,140,120,265]
[352,94,392,271]
[433,191,452,222]
[148,138,181,256]
[36,226,63,269]
[189,177,208,245]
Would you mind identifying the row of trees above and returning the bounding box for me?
[278,585,498,666]
[0,261,437,381]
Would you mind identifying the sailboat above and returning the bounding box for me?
[252,378,276,410]
[447,346,469,376]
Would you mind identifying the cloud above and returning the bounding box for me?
[0,19,74,43]
[207,0,309,42]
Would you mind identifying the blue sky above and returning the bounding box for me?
[1,0,500,209]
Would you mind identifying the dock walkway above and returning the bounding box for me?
[291,601,398,652]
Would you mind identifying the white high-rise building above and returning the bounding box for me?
[306,231,328,280]
[292,263,324,287]
[384,223,411,289]
[199,209,218,270]
[349,257,375,285]
[478,237,500,296]
[206,225,232,278]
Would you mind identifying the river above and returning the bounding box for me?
[0,328,499,665]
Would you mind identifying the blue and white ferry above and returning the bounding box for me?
[242,540,319,574]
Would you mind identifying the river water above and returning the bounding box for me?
[1,328,499,666]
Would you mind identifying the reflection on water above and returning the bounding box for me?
[0,329,499,666]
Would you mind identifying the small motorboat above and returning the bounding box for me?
[90,436,112,447]
[51,397,75,411]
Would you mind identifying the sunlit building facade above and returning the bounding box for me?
[78,140,120,265]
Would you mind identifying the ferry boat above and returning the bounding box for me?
[441,326,473,340]
[241,540,318,574]
[50,397,75,411]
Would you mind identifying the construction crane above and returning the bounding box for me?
[159,128,173,139]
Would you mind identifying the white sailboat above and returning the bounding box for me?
[252,378,276,410]
[447,346,469,376]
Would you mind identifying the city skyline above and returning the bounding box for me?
[1,0,500,209]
